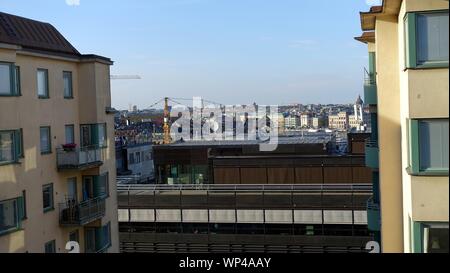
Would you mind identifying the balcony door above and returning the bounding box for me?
[80,125,98,149]
[82,176,94,201]
[67,177,78,203]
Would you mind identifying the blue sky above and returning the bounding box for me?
[0,0,380,110]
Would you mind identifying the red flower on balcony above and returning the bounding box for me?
[62,143,77,151]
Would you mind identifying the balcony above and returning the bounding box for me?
[59,197,106,226]
[57,145,104,171]
[367,198,380,232]
[364,80,377,105]
[365,140,379,169]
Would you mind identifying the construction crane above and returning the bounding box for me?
[110,75,141,80]
[163,97,172,144]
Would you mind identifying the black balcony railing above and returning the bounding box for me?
[59,197,106,226]
[56,145,104,171]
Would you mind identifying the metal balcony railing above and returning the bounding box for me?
[117,183,373,193]
[59,197,106,226]
[364,68,376,85]
[56,145,104,171]
[364,69,377,105]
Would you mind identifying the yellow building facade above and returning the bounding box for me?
[0,12,119,253]
[357,0,448,253]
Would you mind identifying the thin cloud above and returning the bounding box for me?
[365,0,382,6]
[288,40,317,48]
[65,0,80,6]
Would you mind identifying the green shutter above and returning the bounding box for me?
[91,125,99,148]
[409,119,420,174]
[17,196,25,224]
[368,52,376,79]
[405,13,417,69]
[14,66,20,96]
[413,222,423,253]
[14,129,23,159]
[9,64,16,95]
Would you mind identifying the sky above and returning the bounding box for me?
[0,0,381,110]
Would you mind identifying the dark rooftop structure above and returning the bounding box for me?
[0,11,111,62]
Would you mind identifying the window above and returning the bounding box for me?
[0,130,23,164]
[40,127,52,154]
[42,184,54,212]
[37,69,49,98]
[136,152,141,163]
[67,177,77,202]
[97,173,109,198]
[405,11,449,68]
[129,153,135,164]
[0,197,24,235]
[44,240,56,253]
[63,71,73,98]
[413,222,449,253]
[98,222,111,252]
[98,123,107,148]
[0,63,20,96]
[85,222,111,253]
[80,124,106,148]
[65,125,75,144]
[409,119,449,175]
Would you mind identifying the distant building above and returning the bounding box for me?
[300,113,312,128]
[328,111,349,130]
[284,116,300,129]
[312,116,326,129]
[116,142,154,184]
[349,96,366,131]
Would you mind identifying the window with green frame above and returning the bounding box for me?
[37,68,49,98]
[40,126,52,154]
[0,62,20,96]
[42,183,54,212]
[85,222,111,253]
[44,240,56,253]
[0,196,25,236]
[80,124,107,149]
[404,11,449,69]
[0,129,23,165]
[408,119,449,175]
[63,71,73,99]
[413,222,449,253]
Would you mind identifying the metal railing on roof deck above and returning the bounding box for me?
[116,183,372,193]
[364,68,376,85]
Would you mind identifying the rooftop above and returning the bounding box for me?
[0,11,112,63]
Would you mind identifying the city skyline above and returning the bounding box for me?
[0,0,380,109]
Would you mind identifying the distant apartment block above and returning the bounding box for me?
[328,111,349,131]
[284,116,300,129]
[356,0,448,253]
[0,12,118,253]
[300,113,312,128]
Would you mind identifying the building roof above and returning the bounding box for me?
[359,0,402,31]
[0,12,80,56]
[158,134,335,148]
[354,31,375,44]
[0,12,112,63]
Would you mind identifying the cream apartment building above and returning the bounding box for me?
[356,0,448,253]
[0,12,119,253]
